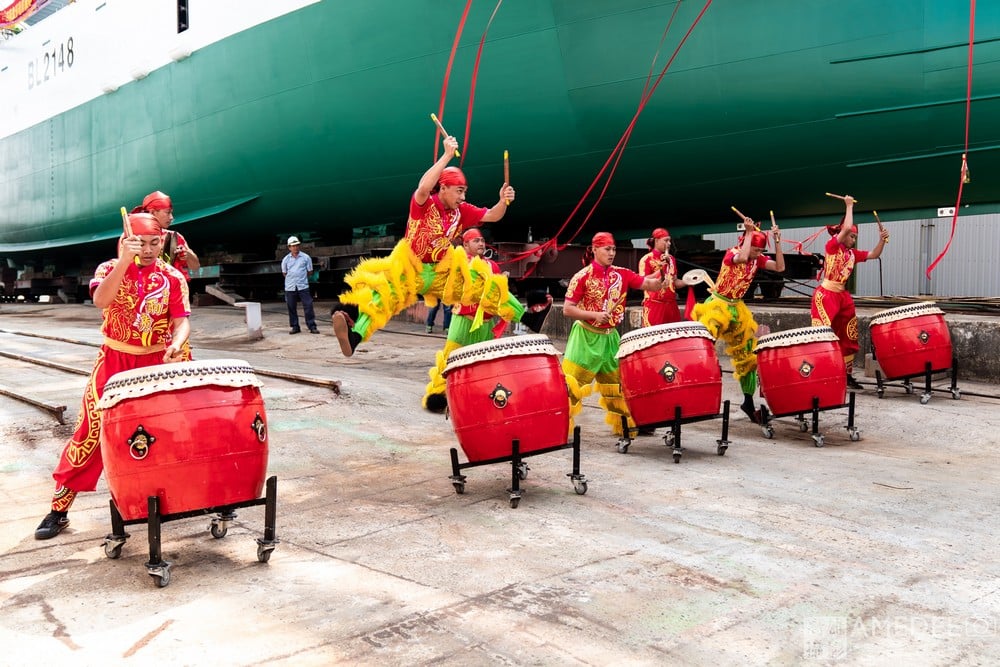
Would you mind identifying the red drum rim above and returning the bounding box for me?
[870,301,943,326]
[443,334,559,376]
[617,322,714,359]
[97,359,261,410]
[755,326,838,352]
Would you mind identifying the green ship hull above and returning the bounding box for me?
[2,0,998,262]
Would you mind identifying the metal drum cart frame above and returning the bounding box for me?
[616,401,732,463]
[758,392,860,447]
[874,357,961,404]
[102,476,279,587]
[449,427,587,508]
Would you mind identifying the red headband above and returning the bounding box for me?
[591,232,616,248]
[652,228,670,239]
[128,212,161,236]
[438,167,467,187]
[141,191,172,211]
[462,227,483,242]
[749,231,768,249]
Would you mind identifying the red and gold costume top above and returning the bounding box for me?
[90,258,191,348]
[715,248,770,300]
[454,253,501,317]
[638,249,677,300]
[821,237,870,284]
[406,193,487,264]
[565,262,644,329]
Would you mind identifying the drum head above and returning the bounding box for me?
[870,301,943,326]
[755,326,838,352]
[443,335,559,375]
[98,359,262,410]
[617,322,715,358]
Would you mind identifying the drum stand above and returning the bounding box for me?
[101,476,279,588]
[616,400,732,464]
[448,427,588,508]
[874,356,961,404]
[758,394,860,447]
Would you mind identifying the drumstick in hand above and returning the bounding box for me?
[503,150,511,205]
[120,206,139,265]
[825,192,859,204]
[430,113,460,157]
[873,210,889,244]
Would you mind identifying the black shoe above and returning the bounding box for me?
[333,312,362,357]
[35,511,69,540]
[425,393,448,413]
[846,375,864,390]
[309,328,320,334]
[740,404,761,424]
[289,328,301,335]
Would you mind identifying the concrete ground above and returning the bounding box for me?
[1,302,998,666]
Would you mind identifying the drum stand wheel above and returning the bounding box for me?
[102,476,279,587]
[448,427,586,508]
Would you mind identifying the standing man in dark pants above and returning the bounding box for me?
[281,236,319,334]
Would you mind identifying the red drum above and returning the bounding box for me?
[444,335,569,461]
[617,322,722,425]
[870,302,952,379]
[756,327,846,415]
[97,359,269,521]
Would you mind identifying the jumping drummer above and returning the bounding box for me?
[638,227,691,326]
[34,213,191,540]
[690,216,784,424]
[421,227,554,412]
[810,194,889,389]
[331,134,550,357]
[562,232,665,436]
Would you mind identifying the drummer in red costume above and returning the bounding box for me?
[34,213,191,540]
[562,232,665,436]
[332,134,549,356]
[424,227,505,411]
[133,191,201,278]
[690,217,784,424]
[638,227,690,326]
[811,195,889,389]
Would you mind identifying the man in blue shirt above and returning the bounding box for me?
[281,236,319,334]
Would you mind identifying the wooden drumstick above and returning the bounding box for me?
[503,150,511,206]
[120,206,140,265]
[825,192,859,204]
[873,210,889,244]
[769,210,777,228]
[731,205,748,220]
[430,113,460,157]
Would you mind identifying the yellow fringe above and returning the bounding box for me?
[423,339,462,408]
[340,241,423,340]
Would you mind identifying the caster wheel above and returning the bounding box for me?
[904,383,914,395]
[257,544,273,563]
[517,463,529,480]
[849,430,861,442]
[573,480,588,495]
[812,434,825,448]
[509,496,521,509]
[876,388,884,398]
[616,440,630,454]
[151,570,170,588]
[672,453,681,464]
[210,522,228,539]
[717,445,728,456]
[799,420,809,433]
[104,541,124,560]
[662,433,675,447]
[920,394,931,405]
[951,389,961,400]
[452,482,465,495]
[762,426,774,439]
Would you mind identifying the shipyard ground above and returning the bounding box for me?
[1,302,998,666]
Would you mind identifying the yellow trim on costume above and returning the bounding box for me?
[103,338,165,355]
[821,279,846,293]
